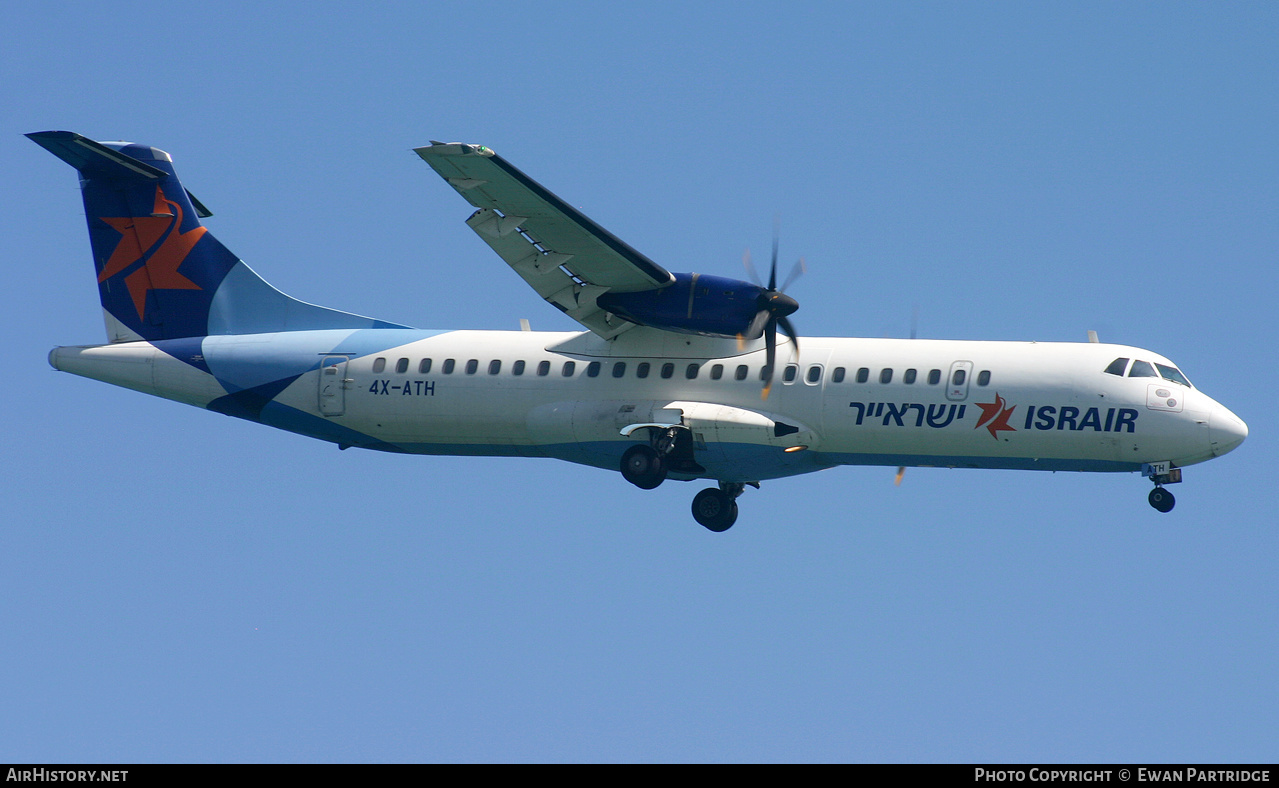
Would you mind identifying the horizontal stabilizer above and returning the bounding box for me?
[26,131,167,181]
[28,131,213,217]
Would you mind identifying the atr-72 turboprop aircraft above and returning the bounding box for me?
[30,131,1248,531]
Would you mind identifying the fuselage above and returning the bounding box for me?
[49,328,1248,484]
[29,131,1251,526]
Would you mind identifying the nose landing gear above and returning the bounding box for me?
[1143,461,1181,513]
[1148,486,1175,513]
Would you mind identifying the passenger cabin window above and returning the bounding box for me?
[856,367,869,383]
[395,358,409,374]
[512,360,525,376]
[952,369,966,386]
[612,362,626,378]
[686,364,699,380]
[661,363,675,379]
[587,361,601,378]
[637,362,650,379]
[710,364,724,380]
[562,361,576,377]
[536,360,550,376]
[465,359,478,375]
[806,365,822,383]
[928,369,941,385]
[419,358,432,374]
[1128,360,1157,378]
[904,368,917,385]
[443,359,456,374]
[832,367,846,383]
[784,365,798,383]
[977,370,991,386]
[735,365,749,381]
[880,368,893,384]
[372,357,386,373]
[1104,357,1130,376]
[489,360,501,375]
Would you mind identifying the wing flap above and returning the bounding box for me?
[464,208,636,339]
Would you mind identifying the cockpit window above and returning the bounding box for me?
[1128,360,1158,378]
[1155,363,1192,388]
[1104,357,1129,376]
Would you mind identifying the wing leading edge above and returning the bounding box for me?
[415,142,674,339]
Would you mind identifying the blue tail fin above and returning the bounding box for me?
[28,131,410,342]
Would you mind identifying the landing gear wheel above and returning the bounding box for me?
[692,488,738,532]
[621,444,666,490]
[1149,487,1175,513]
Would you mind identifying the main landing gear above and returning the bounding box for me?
[620,430,753,532]
[691,483,753,532]
[1143,461,1181,513]
[620,444,666,489]
[620,427,703,491]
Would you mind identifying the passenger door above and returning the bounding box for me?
[946,360,974,401]
[319,356,349,416]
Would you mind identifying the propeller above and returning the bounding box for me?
[739,234,805,400]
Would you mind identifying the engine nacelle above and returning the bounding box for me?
[595,273,763,337]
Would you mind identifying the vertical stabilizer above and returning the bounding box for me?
[28,131,409,342]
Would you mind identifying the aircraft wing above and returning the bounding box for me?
[415,142,674,338]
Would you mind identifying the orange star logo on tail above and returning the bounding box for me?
[97,186,207,320]
[974,393,1017,439]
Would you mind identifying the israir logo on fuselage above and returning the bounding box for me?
[974,393,1017,439]
[97,186,207,320]
[849,398,1140,435]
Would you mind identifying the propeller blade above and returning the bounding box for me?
[777,315,800,361]
[779,257,806,293]
[768,234,779,291]
[746,308,771,341]
[742,249,761,287]
[895,466,906,486]
[761,320,777,400]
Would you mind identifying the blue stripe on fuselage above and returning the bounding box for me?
[191,328,450,393]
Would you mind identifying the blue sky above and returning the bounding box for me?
[3,1,1276,763]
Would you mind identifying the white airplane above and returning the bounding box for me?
[30,131,1248,531]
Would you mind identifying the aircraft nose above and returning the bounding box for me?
[1209,404,1248,457]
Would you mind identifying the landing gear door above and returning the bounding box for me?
[946,360,974,401]
[319,356,349,416]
